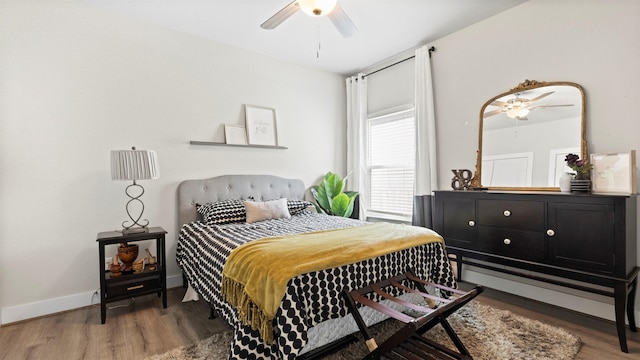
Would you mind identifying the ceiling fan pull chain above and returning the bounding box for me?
[317,26,321,58]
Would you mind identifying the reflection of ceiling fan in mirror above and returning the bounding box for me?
[484,91,574,120]
[260,0,358,38]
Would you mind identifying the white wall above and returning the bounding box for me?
[367,58,415,115]
[430,0,640,322]
[0,2,346,323]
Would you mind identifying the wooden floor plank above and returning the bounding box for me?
[0,285,638,359]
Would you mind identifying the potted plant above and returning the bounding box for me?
[311,172,359,218]
[565,153,593,192]
[565,153,593,180]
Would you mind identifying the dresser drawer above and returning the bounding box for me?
[477,226,545,261]
[107,276,161,298]
[477,199,544,231]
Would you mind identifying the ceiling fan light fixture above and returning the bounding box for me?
[506,107,530,119]
[298,0,337,17]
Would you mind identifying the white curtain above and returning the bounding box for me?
[346,73,368,220]
[412,45,437,227]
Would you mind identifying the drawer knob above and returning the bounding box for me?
[547,229,555,236]
[503,210,511,217]
[468,220,475,227]
[503,238,511,245]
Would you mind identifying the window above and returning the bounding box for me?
[366,108,415,220]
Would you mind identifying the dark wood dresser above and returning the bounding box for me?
[433,190,638,352]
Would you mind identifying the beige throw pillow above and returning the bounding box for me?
[244,198,291,223]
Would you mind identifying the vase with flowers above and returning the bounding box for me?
[565,153,593,192]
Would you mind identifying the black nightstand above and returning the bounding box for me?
[96,226,167,324]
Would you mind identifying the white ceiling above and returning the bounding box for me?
[87,0,527,75]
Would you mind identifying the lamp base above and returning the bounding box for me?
[121,226,149,235]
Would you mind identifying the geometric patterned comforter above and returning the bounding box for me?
[177,211,456,360]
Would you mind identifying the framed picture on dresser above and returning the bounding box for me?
[590,150,637,194]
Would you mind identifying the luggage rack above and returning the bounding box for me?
[343,270,484,360]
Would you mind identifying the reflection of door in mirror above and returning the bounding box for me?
[476,80,586,190]
[482,152,533,187]
[548,147,580,187]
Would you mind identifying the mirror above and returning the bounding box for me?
[472,80,586,190]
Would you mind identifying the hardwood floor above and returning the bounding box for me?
[0,284,638,359]
[0,288,228,360]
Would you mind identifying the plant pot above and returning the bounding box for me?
[570,179,591,192]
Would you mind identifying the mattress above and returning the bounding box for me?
[177,211,456,359]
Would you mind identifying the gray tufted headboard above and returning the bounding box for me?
[177,174,306,226]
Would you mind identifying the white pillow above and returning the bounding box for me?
[244,198,291,223]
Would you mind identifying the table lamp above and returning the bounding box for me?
[110,146,160,234]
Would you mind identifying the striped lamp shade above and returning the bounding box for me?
[110,147,160,181]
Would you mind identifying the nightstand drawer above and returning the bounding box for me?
[477,199,544,230]
[477,226,545,261]
[107,277,161,298]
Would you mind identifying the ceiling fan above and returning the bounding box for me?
[260,0,358,38]
[484,91,574,120]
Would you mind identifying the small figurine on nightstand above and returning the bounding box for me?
[145,248,157,271]
[110,255,122,277]
[132,258,144,273]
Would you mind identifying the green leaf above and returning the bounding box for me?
[311,186,330,214]
[344,191,358,198]
[322,172,344,200]
[330,193,351,217]
[343,192,358,218]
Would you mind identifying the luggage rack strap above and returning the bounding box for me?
[343,269,484,360]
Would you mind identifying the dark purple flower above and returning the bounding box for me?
[565,153,593,175]
[565,153,579,166]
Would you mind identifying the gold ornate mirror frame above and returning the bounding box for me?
[471,80,587,191]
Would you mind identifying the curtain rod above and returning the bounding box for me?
[362,46,435,78]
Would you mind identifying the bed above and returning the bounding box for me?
[176,174,456,359]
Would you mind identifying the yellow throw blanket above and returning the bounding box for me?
[221,222,444,344]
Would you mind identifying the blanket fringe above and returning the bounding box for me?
[221,276,274,344]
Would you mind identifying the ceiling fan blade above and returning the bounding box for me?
[529,104,574,110]
[490,100,508,107]
[484,109,504,117]
[328,4,357,38]
[261,1,300,30]
[527,91,555,104]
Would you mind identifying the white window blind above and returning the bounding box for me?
[367,109,415,219]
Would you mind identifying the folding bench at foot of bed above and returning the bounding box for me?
[343,270,484,360]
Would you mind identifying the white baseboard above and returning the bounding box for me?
[1,274,183,325]
[463,269,640,325]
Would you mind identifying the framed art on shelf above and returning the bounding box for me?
[224,124,248,145]
[590,150,637,194]
[245,105,278,146]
